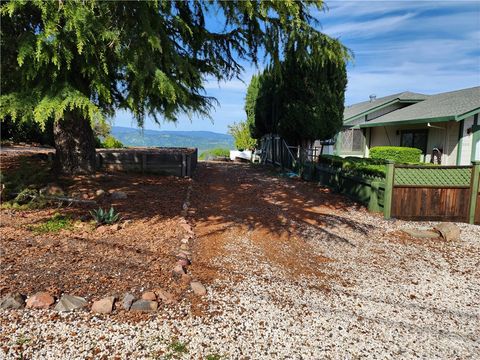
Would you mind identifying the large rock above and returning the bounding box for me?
[190,281,207,296]
[26,292,54,309]
[54,294,87,312]
[402,228,439,239]
[0,293,25,309]
[91,296,116,314]
[130,299,158,312]
[110,191,127,200]
[434,223,461,242]
[122,293,135,311]
[95,189,106,197]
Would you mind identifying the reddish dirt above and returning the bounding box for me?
[0,153,192,303]
[188,162,367,286]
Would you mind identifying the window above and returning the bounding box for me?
[400,129,428,154]
[338,128,365,153]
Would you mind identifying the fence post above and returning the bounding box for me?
[383,160,395,219]
[369,181,381,212]
[468,161,480,224]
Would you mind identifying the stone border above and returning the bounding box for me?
[0,181,206,314]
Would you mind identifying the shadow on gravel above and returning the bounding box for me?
[189,162,373,242]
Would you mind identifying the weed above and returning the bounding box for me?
[90,207,120,225]
[32,213,73,233]
[206,354,223,360]
[15,336,30,345]
[161,338,188,359]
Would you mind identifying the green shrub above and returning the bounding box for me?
[101,135,124,149]
[90,207,121,225]
[370,146,422,163]
[318,155,386,178]
[199,148,230,160]
[32,213,72,233]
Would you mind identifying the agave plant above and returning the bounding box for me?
[90,207,120,225]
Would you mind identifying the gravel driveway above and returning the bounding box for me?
[1,162,479,359]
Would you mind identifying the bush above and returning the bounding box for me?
[370,146,422,164]
[101,135,124,149]
[318,155,386,178]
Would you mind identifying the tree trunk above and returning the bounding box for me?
[53,111,96,175]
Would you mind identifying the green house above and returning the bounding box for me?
[335,86,480,165]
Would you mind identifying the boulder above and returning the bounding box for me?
[122,293,135,311]
[54,294,87,312]
[434,223,461,242]
[91,296,116,314]
[26,292,55,309]
[130,299,158,312]
[0,293,25,309]
[190,281,207,296]
[110,191,127,200]
[141,291,156,301]
[95,189,106,197]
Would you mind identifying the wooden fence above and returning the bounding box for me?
[260,135,480,224]
[384,161,480,224]
[96,148,197,177]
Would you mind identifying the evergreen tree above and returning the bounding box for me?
[1,0,346,174]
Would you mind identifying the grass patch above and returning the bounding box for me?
[199,148,230,160]
[206,354,223,360]
[31,213,73,233]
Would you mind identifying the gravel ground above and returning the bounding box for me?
[1,163,479,359]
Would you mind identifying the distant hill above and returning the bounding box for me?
[111,126,234,155]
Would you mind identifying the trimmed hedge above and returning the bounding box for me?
[318,155,387,178]
[370,146,421,163]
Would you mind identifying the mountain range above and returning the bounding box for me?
[111,126,234,155]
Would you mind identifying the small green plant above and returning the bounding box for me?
[206,354,223,360]
[90,207,120,225]
[32,213,72,233]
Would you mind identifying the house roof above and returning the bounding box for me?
[359,86,480,128]
[344,91,428,123]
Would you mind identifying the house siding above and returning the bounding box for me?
[368,122,459,165]
[458,115,475,165]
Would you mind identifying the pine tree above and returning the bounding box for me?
[1,0,345,174]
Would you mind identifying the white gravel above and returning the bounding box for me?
[1,211,479,359]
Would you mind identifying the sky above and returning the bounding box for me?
[113,0,480,134]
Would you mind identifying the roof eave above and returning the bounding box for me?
[456,107,480,121]
[344,97,426,124]
[359,115,455,128]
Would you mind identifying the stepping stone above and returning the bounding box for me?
[55,295,87,312]
[26,292,55,309]
[434,223,461,242]
[92,296,116,314]
[190,281,207,296]
[130,300,158,312]
[122,293,135,311]
[0,293,25,309]
[401,228,439,239]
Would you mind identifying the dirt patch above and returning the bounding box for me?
[0,154,192,302]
